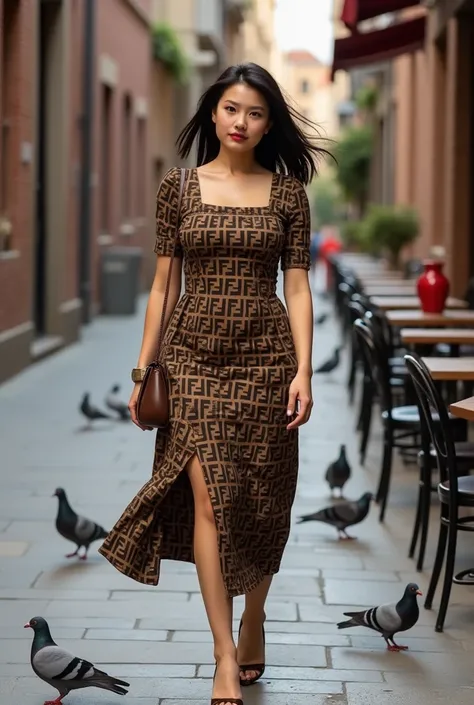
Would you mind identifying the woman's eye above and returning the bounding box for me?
[250,112,263,119]
[225,106,235,112]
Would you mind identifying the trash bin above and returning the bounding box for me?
[100,246,143,315]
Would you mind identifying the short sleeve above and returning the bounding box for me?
[154,167,183,257]
[280,177,311,271]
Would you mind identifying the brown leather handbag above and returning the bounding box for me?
[136,168,187,428]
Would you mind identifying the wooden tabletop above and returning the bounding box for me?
[357,275,405,284]
[364,284,417,296]
[371,296,467,311]
[449,397,474,422]
[422,357,474,381]
[387,310,474,327]
[401,328,474,345]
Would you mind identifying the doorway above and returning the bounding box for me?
[35,0,63,336]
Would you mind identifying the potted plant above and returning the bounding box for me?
[152,22,189,85]
[362,204,419,269]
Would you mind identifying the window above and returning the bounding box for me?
[300,79,310,94]
[136,117,146,217]
[100,85,113,233]
[122,94,132,220]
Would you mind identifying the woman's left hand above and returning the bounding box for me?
[286,371,313,430]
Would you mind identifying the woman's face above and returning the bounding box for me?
[212,82,271,153]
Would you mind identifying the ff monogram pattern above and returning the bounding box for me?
[98,167,311,597]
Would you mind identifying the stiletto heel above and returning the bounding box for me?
[237,619,266,686]
[211,663,243,705]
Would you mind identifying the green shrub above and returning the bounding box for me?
[152,23,189,84]
[334,126,373,217]
[362,204,420,267]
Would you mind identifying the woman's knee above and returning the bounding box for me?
[185,454,215,523]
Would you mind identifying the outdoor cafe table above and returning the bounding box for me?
[422,357,474,406]
[422,358,474,381]
[386,310,474,327]
[450,397,474,422]
[401,329,474,346]
[364,283,418,296]
[370,296,467,311]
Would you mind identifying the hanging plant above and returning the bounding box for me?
[152,22,189,85]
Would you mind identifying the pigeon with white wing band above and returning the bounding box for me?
[25,616,129,704]
[337,583,422,651]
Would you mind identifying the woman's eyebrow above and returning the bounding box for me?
[223,99,265,110]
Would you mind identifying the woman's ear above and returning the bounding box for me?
[265,121,273,135]
[211,108,217,124]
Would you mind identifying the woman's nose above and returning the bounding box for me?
[234,115,247,130]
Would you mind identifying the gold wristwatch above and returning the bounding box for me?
[131,367,147,383]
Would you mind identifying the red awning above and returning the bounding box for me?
[332,15,426,79]
[341,0,421,31]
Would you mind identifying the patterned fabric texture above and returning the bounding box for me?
[98,167,311,597]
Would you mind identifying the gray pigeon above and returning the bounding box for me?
[79,392,112,425]
[337,582,422,651]
[297,492,373,539]
[53,488,108,560]
[325,444,351,497]
[25,616,129,701]
[314,346,342,374]
[105,384,131,421]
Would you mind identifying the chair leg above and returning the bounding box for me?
[435,520,457,633]
[408,484,422,559]
[378,433,393,522]
[355,376,367,432]
[424,507,448,610]
[359,388,373,466]
[416,460,432,572]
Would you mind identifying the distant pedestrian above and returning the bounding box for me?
[310,230,321,275]
[99,62,330,705]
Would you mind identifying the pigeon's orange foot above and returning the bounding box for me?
[65,551,78,559]
[79,554,88,561]
[44,697,64,705]
[387,644,409,652]
[338,534,355,541]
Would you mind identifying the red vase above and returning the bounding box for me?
[417,260,450,313]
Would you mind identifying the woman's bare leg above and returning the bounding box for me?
[185,454,241,703]
[237,575,272,682]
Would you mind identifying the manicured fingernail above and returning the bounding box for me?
[287,410,292,416]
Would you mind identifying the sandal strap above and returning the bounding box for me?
[239,663,265,672]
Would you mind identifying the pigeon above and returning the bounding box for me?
[325,444,351,497]
[315,313,328,325]
[337,582,422,651]
[314,346,342,374]
[53,488,108,560]
[105,384,130,421]
[297,492,373,539]
[79,393,112,425]
[25,616,129,703]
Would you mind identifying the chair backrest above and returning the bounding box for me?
[353,318,392,412]
[348,299,366,324]
[404,353,458,495]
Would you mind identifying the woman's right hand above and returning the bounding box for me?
[129,383,153,431]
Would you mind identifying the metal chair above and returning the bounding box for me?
[354,319,421,521]
[404,353,474,632]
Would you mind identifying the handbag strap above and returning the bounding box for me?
[154,168,187,361]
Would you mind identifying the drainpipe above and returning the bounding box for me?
[78,0,95,324]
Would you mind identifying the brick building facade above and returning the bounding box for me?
[0,0,152,383]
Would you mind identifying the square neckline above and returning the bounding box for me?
[192,168,277,212]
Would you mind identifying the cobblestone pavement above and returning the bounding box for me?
[1,279,474,704]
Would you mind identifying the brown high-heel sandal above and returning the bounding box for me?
[238,618,266,687]
[211,663,243,705]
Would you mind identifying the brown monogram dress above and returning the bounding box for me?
[98,167,310,597]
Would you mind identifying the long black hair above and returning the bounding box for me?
[176,62,332,185]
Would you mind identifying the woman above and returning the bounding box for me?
[99,62,327,705]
